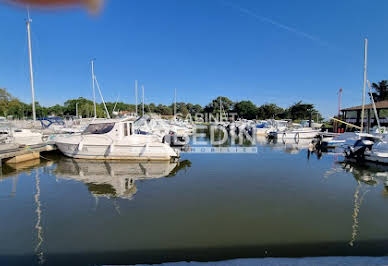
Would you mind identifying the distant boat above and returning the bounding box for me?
[268,121,320,140]
[255,120,275,136]
[0,123,44,146]
[55,118,179,160]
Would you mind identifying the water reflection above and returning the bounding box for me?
[335,161,388,246]
[4,139,388,264]
[257,136,314,154]
[348,181,369,247]
[52,158,191,200]
[340,161,388,189]
[34,169,44,265]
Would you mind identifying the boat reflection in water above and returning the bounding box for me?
[257,135,314,154]
[52,158,192,200]
[340,160,388,191]
[336,160,388,247]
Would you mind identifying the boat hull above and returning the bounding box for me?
[56,142,179,161]
[272,130,319,139]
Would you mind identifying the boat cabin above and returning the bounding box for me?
[82,119,136,139]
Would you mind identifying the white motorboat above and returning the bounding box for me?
[269,126,320,140]
[320,132,359,149]
[0,124,44,146]
[343,133,382,159]
[363,135,388,164]
[134,116,190,146]
[54,118,179,161]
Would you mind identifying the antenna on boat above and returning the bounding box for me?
[142,85,145,116]
[135,80,138,116]
[91,59,97,118]
[26,7,36,122]
[360,38,368,132]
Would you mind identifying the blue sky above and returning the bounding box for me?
[1,0,388,117]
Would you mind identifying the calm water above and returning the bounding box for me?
[1,136,388,265]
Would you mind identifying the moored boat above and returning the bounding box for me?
[54,118,179,161]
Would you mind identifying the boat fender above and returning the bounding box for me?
[110,144,115,153]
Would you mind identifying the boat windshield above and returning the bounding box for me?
[83,123,115,135]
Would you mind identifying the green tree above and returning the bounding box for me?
[204,96,234,114]
[288,101,315,120]
[234,100,257,119]
[372,80,388,101]
[257,103,284,119]
[156,104,172,115]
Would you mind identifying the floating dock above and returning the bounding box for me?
[0,144,57,165]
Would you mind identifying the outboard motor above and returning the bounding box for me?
[344,138,375,159]
[163,131,188,147]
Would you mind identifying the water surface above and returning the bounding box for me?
[1,137,388,265]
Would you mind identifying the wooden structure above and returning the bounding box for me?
[341,100,388,132]
[0,144,56,166]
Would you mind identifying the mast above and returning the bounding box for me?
[142,85,144,116]
[94,76,110,119]
[135,80,138,116]
[174,88,177,121]
[338,88,342,117]
[361,38,368,132]
[219,97,222,122]
[26,12,36,121]
[367,80,381,131]
[91,59,97,118]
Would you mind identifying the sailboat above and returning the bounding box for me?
[343,39,388,162]
[0,11,45,147]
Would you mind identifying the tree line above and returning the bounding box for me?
[0,87,322,121]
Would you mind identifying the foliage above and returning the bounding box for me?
[287,101,315,120]
[257,103,284,119]
[234,101,257,119]
[372,80,388,101]
[0,88,322,121]
[204,96,234,114]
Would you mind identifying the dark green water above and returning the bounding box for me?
[1,137,388,265]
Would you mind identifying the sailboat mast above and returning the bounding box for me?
[338,88,342,117]
[174,88,177,120]
[219,97,222,122]
[26,15,36,122]
[135,80,138,116]
[361,38,368,132]
[142,85,144,116]
[91,59,97,118]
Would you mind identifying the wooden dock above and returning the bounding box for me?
[0,144,57,165]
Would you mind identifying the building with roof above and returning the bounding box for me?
[341,100,388,131]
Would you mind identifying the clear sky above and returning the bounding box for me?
[1,0,388,117]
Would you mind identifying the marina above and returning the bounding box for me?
[1,137,388,265]
[2,0,388,265]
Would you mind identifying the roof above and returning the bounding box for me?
[341,100,388,111]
